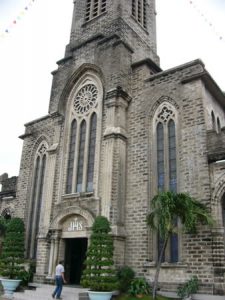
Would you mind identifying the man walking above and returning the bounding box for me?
[52,260,67,299]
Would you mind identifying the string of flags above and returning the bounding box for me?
[0,0,36,39]
[187,0,224,43]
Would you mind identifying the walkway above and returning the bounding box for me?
[3,284,88,300]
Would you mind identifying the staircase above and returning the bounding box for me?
[2,284,88,300]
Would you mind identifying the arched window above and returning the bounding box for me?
[65,77,102,196]
[155,103,178,263]
[132,0,147,29]
[27,144,47,259]
[168,120,177,192]
[157,122,164,191]
[76,120,86,192]
[66,120,77,194]
[211,111,216,131]
[85,0,107,22]
[217,117,221,133]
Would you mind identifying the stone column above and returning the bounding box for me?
[101,86,131,236]
[47,239,55,277]
[47,230,62,278]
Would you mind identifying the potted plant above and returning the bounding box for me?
[0,217,25,299]
[177,276,199,300]
[81,216,118,300]
[128,277,151,298]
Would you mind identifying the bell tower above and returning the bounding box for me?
[66,0,159,66]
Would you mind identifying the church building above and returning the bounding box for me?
[0,0,225,295]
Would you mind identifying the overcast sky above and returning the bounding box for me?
[0,0,224,177]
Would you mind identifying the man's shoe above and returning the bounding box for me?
[52,294,55,298]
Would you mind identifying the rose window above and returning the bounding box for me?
[73,84,98,114]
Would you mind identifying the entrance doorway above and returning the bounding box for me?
[64,238,88,285]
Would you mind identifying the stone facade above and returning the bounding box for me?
[1,0,225,295]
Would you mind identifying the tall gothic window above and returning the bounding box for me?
[217,117,221,133]
[157,122,164,191]
[76,120,87,192]
[85,0,107,22]
[27,144,47,259]
[65,82,100,195]
[87,113,97,192]
[211,111,216,131]
[66,120,77,194]
[155,104,178,263]
[132,0,147,29]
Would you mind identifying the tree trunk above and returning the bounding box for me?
[152,234,169,300]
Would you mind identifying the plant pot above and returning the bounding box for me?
[0,278,21,299]
[88,291,113,300]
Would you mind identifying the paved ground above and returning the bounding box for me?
[0,284,89,300]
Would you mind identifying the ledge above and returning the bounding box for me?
[143,261,188,268]
[132,58,161,73]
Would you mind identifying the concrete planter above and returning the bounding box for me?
[0,278,21,299]
[88,291,113,300]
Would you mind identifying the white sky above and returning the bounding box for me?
[0,0,224,177]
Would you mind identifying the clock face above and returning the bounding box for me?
[73,84,98,115]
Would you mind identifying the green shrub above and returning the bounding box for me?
[19,261,36,286]
[117,266,135,292]
[177,276,199,299]
[81,216,118,291]
[128,277,151,296]
[0,218,25,279]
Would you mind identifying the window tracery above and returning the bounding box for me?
[73,84,98,115]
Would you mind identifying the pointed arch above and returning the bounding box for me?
[151,99,179,263]
[58,64,104,116]
[62,68,103,196]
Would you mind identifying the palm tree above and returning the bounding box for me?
[146,191,213,300]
